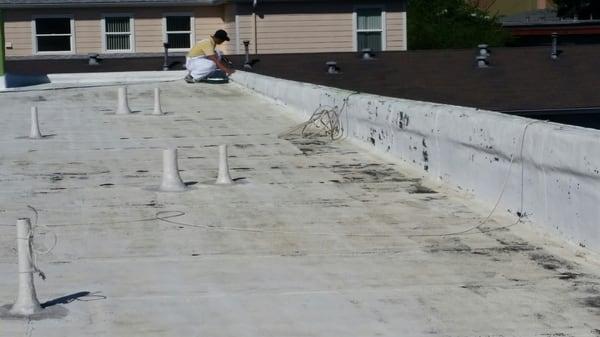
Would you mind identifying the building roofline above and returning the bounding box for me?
[0,0,334,8]
[0,0,228,9]
[504,20,600,28]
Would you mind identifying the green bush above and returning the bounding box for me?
[407,0,511,50]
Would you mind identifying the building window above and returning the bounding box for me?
[103,15,134,52]
[164,15,193,49]
[34,17,73,53]
[356,8,383,51]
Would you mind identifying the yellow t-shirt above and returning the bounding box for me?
[187,37,216,58]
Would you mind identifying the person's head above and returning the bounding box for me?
[212,29,230,45]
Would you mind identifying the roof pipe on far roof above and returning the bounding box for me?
[551,32,559,60]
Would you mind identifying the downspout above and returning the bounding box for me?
[0,9,6,88]
[252,0,258,54]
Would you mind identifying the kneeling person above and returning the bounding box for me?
[185,29,235,83]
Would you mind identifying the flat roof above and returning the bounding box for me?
[0,80,598,336]
[224,45,600,113]
[7,45,600,112]
[7,44,600,128]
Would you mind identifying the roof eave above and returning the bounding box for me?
[0,0,228,9]
[503,20,600,28]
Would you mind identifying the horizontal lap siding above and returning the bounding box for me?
[75,11,100,54]
[236,15,254,55]
[4,1,406,57]
[221,3,237,54]
[235,1,406,54]
[240,13,353,54]
[386,11,406,51]
[4,7,228,56]
[133,9,164,53]
[4,19,31,57]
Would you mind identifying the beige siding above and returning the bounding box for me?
[133,9,165,53]
[386,11,406,51]
[4,1,406,57]
[239,13,354,54]
[235,1,406,55]
[75,11,101,54]
[4,19,31,57]
[222,3,237,54]
[4,6,227,57]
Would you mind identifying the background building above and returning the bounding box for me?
[0,0,406,58]
[471,0,550,16]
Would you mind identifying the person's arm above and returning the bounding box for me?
[207,54,235,76]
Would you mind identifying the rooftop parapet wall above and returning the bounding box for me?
[231,71,600,253]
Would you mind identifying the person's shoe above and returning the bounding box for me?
[184,74,194,83]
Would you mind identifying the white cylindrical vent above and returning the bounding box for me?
[551,32,559,60]
[216,144,234,185]
[159,148,187,192]
[153,88,164,115]
[478,44,490,57]
[9,218,43,316]
[29,106,43,139]
[476,56,489,68]
[326,61,339,74]
[116,87,132,115]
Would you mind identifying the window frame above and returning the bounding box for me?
[162,13,195,52]
[32,14,75,55]
[352,5,387,52]
[101,13,135,53]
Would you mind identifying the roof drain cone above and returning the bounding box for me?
[116,87,132,115]
[152,88,164,115]
[9,218,43,316]
[159,149,187,192]
[29,106,43,139]
[215,144,234,185]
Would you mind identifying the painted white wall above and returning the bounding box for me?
[231,71,600,253]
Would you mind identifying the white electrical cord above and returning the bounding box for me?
[26,205,58,280]
[409,119,549,237]
[279,92,358,140]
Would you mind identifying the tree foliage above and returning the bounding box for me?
[553,0,600,19]
[407,0,511,50]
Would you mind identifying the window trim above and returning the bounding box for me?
[32,14,75,55]
[352,5,387,52]
[162,12,195,52]
[101,13,135,53]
